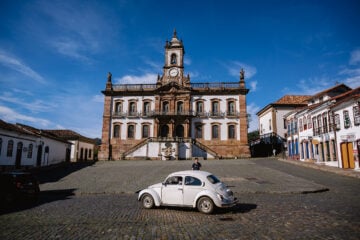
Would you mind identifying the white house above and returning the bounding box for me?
[330,90,360,169]
[0,120,71,169]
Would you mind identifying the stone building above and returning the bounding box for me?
[98,30,250,160]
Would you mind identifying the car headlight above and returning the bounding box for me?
[217,193,224,201]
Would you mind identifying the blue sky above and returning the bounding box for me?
[1,0,359,138]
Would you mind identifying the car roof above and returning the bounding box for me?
[168,170,213,178]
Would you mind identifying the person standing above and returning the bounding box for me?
[192,158,202,170]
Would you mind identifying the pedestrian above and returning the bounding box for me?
[192,158,202,170]
[273,149,276,156]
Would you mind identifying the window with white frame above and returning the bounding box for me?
[7,140,13,157]
[113,124,121,138]
[343,110,350,128]
[334,114,340,130]
[353,105,360,125]
[195,124,203,138]
[211,124,220,139]
[127,124,135,139]
[27,143,33,158]
[228,125,236,139]
[142,124,150,138]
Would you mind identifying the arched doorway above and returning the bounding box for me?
[37,145,42,166]
[175,125,184,138]
[161,125,169,137]
[15,142,23,169]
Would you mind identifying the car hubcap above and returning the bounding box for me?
[144,196,152,207]
[201,200,211,211]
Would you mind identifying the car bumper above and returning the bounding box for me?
[220,197,238,207]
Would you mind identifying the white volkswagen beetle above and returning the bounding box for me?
[137,170,237,214]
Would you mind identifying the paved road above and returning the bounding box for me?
[0,158,359,240]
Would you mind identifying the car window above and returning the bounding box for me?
[207,175,220,184]
[165,176,183,185]
[185,176,202,186]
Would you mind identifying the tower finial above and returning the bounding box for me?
[173,28,177,38]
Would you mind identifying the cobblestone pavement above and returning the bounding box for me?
[0,158,359,240]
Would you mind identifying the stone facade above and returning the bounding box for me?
[98,30,250,160]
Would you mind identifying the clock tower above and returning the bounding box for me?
[161,29,188,85]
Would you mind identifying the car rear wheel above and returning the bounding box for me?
[141,194,154,209]
[197,196,214,214]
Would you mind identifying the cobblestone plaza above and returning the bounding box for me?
[1,159,359,239]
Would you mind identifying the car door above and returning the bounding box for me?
[161,175,184,205]
[183,176,203,206]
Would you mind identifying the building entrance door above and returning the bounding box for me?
[15,142,23,169]
[341,142,355,169]
[175,125,184,138]
[161,125,169,137]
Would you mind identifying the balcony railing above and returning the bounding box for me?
[111,82,242,91]
[113,110,241,118]
[191,82,240,89]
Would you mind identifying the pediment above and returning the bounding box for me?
[156,81,190,93]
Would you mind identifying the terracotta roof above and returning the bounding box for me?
[274,95,311,104]
[308,83,352,100]
[0,119,34,135]
[45,129,96,144]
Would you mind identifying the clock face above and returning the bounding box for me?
[169,68,179,77]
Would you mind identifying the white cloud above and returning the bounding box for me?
[249,81,257,92]
[225,61,257,79]
[0,92,55,113]
[115,73,158,84]
[51,38,91,63]
[247,102,260,132]
[0,106,51,127]
[0,50,46,84]
[349,49,360,65]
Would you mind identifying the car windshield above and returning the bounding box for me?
[207,175,220,184]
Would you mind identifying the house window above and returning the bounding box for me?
[334,114,340,130]
[303,117,307,130]
[89,149,92,158]
[163,101,169,113]
[228,125,235,139]
[127,125,135,139]
[7,140,13,157]
[322,112,328,133]
[177,101,183,114]
[113,124,120,138]
[299,119,303,132]
[196,101,204,115]
[171,53,177,64]
[142,125,150,138]
[212,125,219,139]
[143,102,151,116]
[308,116,312,129]
[129,102,137,116]
[115,102,122,113]
[27,144,33,158]
[227,101,235,116]
[344,110,350,128]
[195,124,203,138]
[269,119,272,131]
[211,101,219,116]
[353,105,360,125]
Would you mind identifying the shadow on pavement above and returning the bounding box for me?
[31,161,95,184]
[0,188,76,215]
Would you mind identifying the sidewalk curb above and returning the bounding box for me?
[277,158,360,179]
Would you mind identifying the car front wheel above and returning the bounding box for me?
[197,196,214,214]
[141,194,155,209]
